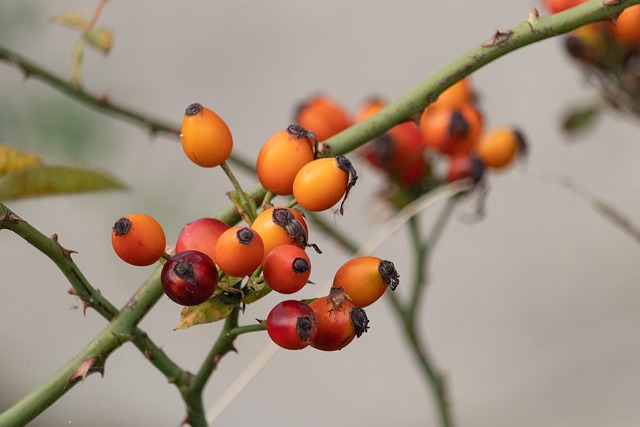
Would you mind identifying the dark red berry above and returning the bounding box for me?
[161,250,218,306]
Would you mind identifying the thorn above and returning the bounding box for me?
[603,0,622,5]
[67,287,77,295]
[144,350,153,361]
[8,212,24,223]
[180,413,192,426]
[62,246,78,259]
[482,29,513,47]
[69,356,104,383]
[50,234,79,259]
[211,353,223,370]
[81,298,93,316]
[528,8,540,32]
[96,92,109,104]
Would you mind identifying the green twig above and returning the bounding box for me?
[220,161,257,223]
[0,44,177,136]
[0,43,255,174]
[325,0,640,156]
[0,261,166,426]
[0,192,264,425]
[408,196,459,319]
[0,202,187,384]
[182,308,241,426]
[388,289,453,427]
[227,321,267,339]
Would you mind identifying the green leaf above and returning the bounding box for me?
[175,295,236,330]
[562,104,601,136]
[0,164,126,201]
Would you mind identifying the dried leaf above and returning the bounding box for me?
[0,164,126,201]
[175,295,236,330]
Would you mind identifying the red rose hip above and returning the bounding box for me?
[161,250,218,306]
[266,300,318,350]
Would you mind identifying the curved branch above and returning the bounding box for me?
[0,44,255,173]
[326,0,640,156]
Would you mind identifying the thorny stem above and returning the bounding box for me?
[0,258,167,427]
[0,192,264,425]
[313,195,460,427]
[0,202,186,382]
[325,0,640,156]
[182,308,241,426]
[0,44,255,175]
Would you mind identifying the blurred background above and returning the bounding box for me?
[2,1,640,426]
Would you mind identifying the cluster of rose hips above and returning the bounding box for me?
[110,102,400,352]
[293,83,527,210]
[543,1,640,122]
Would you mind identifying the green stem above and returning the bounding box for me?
[0,43,256,175]
[406,217,428,321]
[389,291,453,427]
[260,190,276,208]
[0,265,165,426]
[0,194,260,425]
[408,197,458,319]
[220,161,256,223]
[0,202,118,317]
[0,325,120,427]
[0,202,188,385]
[183,308,241,426]
[325,0,640,156]
[0,43,176,136]
[227,321,267,339]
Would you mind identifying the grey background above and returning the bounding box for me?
[2,1,640,426]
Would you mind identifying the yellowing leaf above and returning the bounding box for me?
[0,164,126,201]
[175,296,236,330]
[50,12,87,30]
[0,146,42,175]
[84,26,114,55]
